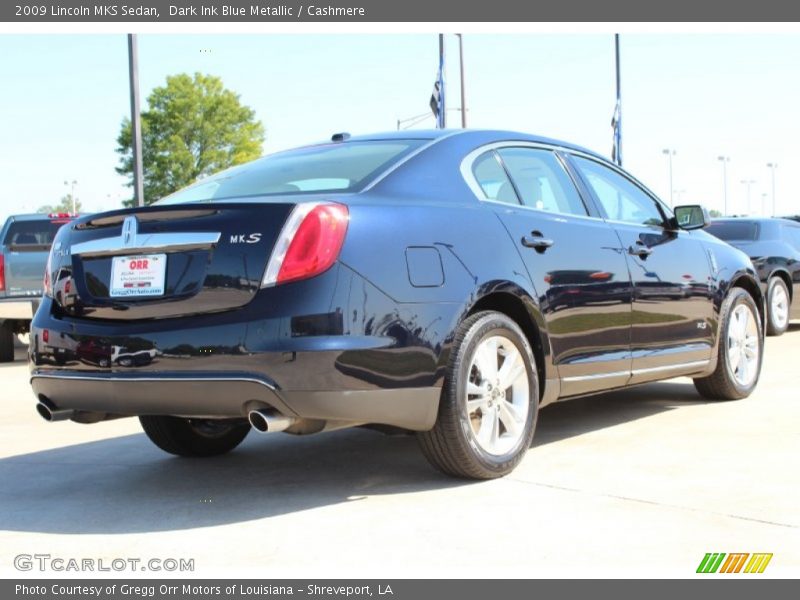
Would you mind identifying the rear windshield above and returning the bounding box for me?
[3,219,68,248]
[159,140,425,204]
[705,221,759,241]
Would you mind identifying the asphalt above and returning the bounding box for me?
[1,328,798,578]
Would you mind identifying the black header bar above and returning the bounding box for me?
[3,0,800,22]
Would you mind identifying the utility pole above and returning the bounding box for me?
[456,34,466,128]
[127,34,145,207]
[717,156,730,216]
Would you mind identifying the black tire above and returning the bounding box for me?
[417,311,539,479]
[694,287,763,400]
[0,321,14,363]
[765,276,790,337]
[139,416,250,457]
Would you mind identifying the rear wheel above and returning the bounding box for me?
[418,311,538,479]
[766,276,790,336]
[0,322,14,363]
[139,416,250,457]
[694,287,762,400]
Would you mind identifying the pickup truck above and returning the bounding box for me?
[0,213,77,361]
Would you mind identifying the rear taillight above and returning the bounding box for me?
[262,203,349,287]
[0,254,5,292]
[43,247,54,297]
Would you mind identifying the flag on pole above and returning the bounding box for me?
[430,78,443,126]
[611,98,621,165]
[430,34,445,129]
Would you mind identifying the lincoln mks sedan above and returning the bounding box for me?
[29,130,765,479]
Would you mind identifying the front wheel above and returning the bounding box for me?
[694,287,763,400]
[766,276,790,336]
[417,311,539,479]
[139,416,251,457]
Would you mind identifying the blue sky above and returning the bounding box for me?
[1,33,799,222]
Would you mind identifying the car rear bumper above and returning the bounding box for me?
[29,370,440,430]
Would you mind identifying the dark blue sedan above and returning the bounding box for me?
[30,130,764,479]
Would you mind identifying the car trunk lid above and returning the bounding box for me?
[52,202,295,320]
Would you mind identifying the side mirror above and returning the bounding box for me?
[672,205,709,230]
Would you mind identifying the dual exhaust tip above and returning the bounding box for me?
[36,400,294,434]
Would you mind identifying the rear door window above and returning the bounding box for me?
[496,148,589,217]
[471,151,520,205]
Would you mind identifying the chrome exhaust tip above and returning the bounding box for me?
[36,400,74,422]
[248,409,296,434]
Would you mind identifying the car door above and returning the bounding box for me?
[780,222,800,319]
[568,154,715,383]
[468,145,633,397]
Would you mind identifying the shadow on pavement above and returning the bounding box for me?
[0,380,713,535]
[534,380,710,447]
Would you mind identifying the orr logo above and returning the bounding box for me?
[696,553,773,574]
[128,259,150,270]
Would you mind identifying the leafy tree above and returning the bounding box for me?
[116,73,265,206]
[37,194,82,214]
[709,209,723,218]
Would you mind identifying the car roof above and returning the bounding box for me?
[334,129,607,160]
[710,217,799,225]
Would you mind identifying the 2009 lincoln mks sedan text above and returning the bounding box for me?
[29,130,765,479]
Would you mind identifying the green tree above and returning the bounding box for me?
[37,194,82,214]
[709,209,723,218]
[116,73,265,206]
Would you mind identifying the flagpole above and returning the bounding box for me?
[438,33,446,129]
[127,33,145,207]
[613,33,622,166]
[457,34,466,128]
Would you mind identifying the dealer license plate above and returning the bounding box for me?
[109,254,167,298]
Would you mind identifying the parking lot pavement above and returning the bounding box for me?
[1,330,798,579]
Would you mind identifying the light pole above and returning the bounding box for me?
[766,162,778,216]
[761,193,769,216]
[740,179,756,215]
[456,34,466,128]
[63,179,77,213]
[717,156,730,216]
[662,149,676,206]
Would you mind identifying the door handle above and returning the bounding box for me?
[628,241,653,258]
[521,231,554,252]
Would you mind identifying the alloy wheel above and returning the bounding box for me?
[727,304,759,387]
[465,335,530,456]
